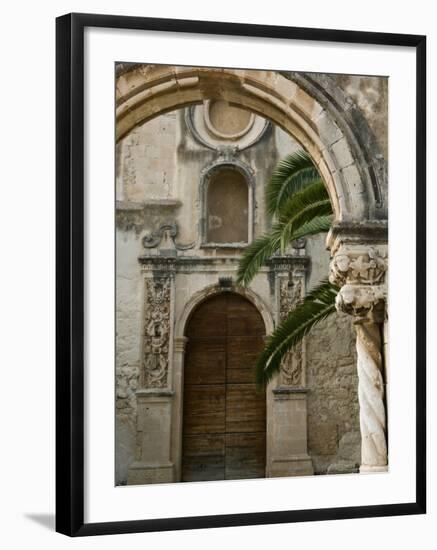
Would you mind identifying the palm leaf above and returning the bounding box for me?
[278,182,333,247]
[255,279,338,386]
[236,214,333,287]
[236,230,282,287]
[287,215,333,241]
[266,150,320,215]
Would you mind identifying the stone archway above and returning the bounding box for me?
[119,65,389,474]
[116,65,387,224]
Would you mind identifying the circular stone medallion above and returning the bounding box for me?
[186,100,269,150]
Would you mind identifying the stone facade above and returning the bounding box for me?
[115,66,388,485]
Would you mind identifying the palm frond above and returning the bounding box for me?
[237,214,333,287]
[236,230,282,287]
[255,279,339,386]
[286,215,334,241]
[266,150,320,215]
[278,182,333,247]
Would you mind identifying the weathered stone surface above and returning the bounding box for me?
[338,430,361,464]
[332,75,388,161]
[306,312,359,474]
[327,460,359,475]
[115,413,137,486]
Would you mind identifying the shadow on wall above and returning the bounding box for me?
[24,513,55,531]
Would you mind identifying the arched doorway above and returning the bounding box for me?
[182,292,266,482]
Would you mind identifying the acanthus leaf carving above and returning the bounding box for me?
[329,245,387,288]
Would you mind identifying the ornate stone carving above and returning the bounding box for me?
[142,222,194,253]
[142,277,171,388]
[279,277,303,386]
[142,222,177,249]
[329,245,387,287]
[335,284,386,321]
[292,237,306,250]
[216,145,239,162]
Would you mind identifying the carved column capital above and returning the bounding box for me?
[329,244,387,288]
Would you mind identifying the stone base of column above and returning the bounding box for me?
[268,387,313,477]
[127,461,175,485]
[269,455,314,477]
[359,464,388,473]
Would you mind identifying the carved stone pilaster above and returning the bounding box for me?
[266,257,308,389]
[138,259,177,391]
[128,257,177,484]
[267,257,313,477]
[141,276,172,389]
[278,276,304,386]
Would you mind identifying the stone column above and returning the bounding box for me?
[171,336,188,481]
[267,258,313,477]
[329,240,388,473]
[127,259,177,484]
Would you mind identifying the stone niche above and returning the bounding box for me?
[205,167,249,244]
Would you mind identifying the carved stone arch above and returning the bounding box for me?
[116,65,388,224]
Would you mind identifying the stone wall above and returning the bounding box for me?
[306,313,360,474]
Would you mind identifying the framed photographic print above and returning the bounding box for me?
[56,12,426,536]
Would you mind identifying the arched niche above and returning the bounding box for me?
[199,160,255,247]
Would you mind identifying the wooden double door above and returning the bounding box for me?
[182,293,266,482]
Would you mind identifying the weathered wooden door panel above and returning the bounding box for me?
[185,294,227,338]
[226,384,266,433]
[184,340,226,385]
[227,336,265,383]
[226,294,265,336]
[182,293,266,482]
[225,433,266,479]
[182,434,225,482]
[182,385,225,435]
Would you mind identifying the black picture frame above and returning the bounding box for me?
[56,12,426,537]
